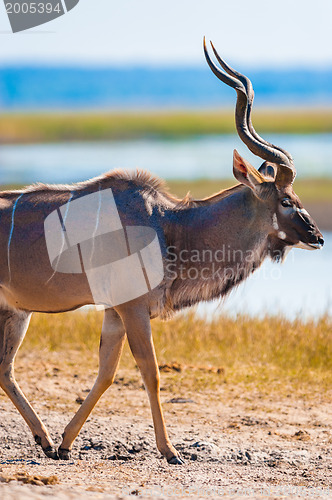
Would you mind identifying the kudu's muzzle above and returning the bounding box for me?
[293,208,324,250]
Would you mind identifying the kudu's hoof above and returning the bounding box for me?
[34,435,59,460]
[58,447,71,460]
[167,455,184,465]
[43,446,59,460]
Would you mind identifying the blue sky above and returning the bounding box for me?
[0,0,331,67]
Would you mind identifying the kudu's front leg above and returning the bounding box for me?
[0,309,58,459]
[59,308,126,459]
[117,303,183,464]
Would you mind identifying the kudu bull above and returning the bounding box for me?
[0,40,324,464]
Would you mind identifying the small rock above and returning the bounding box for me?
[107,454,133,461]
[228,421,241,429]
[159,363,182,373]
[294,430,311,441]
[166,397,196,404]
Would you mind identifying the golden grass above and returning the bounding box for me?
[2,109,332,143]
[21,310,332,395]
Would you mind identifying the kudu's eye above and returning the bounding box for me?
[280,198,292,208]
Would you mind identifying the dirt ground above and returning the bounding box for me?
[0,355,331,500]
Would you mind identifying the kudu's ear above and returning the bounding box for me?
[233,150,266,194]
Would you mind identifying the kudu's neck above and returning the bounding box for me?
[162,186,270,315]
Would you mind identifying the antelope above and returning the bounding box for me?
[0,40,324,465]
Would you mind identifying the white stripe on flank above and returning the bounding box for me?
[7,193,24,283]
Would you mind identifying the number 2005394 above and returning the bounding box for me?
[5,2,62,14]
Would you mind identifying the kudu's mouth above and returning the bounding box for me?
[295,236,324,251]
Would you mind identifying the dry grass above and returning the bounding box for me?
[20,310,332,396]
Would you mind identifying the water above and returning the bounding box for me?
[1,67,332,110]
[1,134,332,185]
[0,67,332,111]
[198,232,332,320]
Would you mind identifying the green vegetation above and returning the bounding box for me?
[21,310,332,395]
[2,109,332,143]
[291,178,332,203]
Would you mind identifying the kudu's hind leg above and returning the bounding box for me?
[118,304,183,464]
[0,309,58,459]
[58,308,126,459]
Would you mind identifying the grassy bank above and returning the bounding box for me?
[20,311,332,396]
[1,109,332,143]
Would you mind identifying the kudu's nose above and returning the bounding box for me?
[308,233,324,246]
